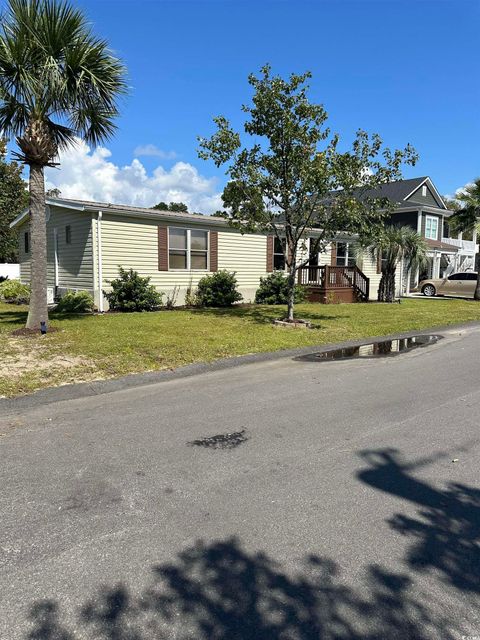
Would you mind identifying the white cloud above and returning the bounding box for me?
[45,139,223,213]
[133,144,178,160]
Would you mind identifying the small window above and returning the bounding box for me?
[24,231,29,254]
[422,185,427,197]
[65,225,71,244]
[273,237,286,271]
[425,216,438,240]
[168,227,209,270]
[335,242,356,267]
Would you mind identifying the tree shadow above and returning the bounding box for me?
[26,537,457,639]
[0,308,28,326]
[357,447,480,593]
[190,305,348,327]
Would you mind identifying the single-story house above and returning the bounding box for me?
[11,177,474,308]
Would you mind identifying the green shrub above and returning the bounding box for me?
[0,279,30,304]
[196,270,243,307]
[254,272,305,305]
[104,267,163,312]
[55,290,94,313]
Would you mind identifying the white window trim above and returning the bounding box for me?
[425,215,438,240]
[422,185,427,197]
[273,237,287,271]
[336,242,356,267]
[168,226,210,271]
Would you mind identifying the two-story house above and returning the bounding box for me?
[366,177,477,294]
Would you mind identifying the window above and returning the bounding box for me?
[465,272,478,281]
[335,242,356,267]
[65,225,71,244]
[422,185,427,197]
[425,216,438,240]
[273,237,286,270]
[168,228,208,270]
[448,273,465,281]
[24,231,29,254]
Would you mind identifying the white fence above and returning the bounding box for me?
[0,263,20,279]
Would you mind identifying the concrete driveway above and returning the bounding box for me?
[1,325,479,639]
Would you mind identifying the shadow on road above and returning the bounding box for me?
[27,537,457,640]
[357,447,480,594]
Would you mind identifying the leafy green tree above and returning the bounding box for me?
[0,0,127,330]
[449,179,480,300]
[198,65,417,320]
[168,202,188,212]
[0,140,28,262]
[153,201,169,211]
[153,201,188,212]
[46,187,61,198]
[359,226,427,302]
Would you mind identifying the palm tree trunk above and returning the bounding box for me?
[475,268,480,301]
[26,163,48,330]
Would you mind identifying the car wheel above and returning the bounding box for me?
[422,284,436,297]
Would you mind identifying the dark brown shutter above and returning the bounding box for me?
[158,225,168,271]
[376,250,382,274]
[210,230,218,272]
[266,235,274,272]
[330,242,337,266]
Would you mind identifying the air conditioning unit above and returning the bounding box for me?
[47,287,55,304]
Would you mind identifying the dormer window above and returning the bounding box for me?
[422,185,427,197]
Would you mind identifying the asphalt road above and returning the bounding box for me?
[1,326,480,639]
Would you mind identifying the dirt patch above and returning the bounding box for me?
[0,337,96,380]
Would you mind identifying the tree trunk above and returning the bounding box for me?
[286,266,296,321]
[377,269,396,302]
[26,164,48,331]
[475,268,480,301]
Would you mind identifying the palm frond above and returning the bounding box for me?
[0,0,127,164]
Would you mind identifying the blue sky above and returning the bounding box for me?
[15,0,480,210]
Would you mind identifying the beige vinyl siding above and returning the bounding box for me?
[100,214,270,305]
[18,220,31,284]
[50,208,94,292]
[318,244,332,266]
[17,207,94,296]
[357,249,403,300]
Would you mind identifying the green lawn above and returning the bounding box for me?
[1,298,480,397]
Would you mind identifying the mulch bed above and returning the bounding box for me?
[11,326,60,337]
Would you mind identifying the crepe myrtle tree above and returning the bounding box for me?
[448,179,480,300]
[0,0,127,330]
[198,65,418,320]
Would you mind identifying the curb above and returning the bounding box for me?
[2,320,479,412]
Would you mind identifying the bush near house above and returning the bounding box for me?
[55,290,94,314]
[0,278,30,304]
[104,267,163,312]
[255,272,306,305]
[196,270,243,307]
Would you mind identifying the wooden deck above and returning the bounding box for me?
[298,265,370,303]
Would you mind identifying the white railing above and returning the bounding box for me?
[442,237,463,248]
[442,237,477,253]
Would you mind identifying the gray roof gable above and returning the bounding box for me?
[356,177,446,209]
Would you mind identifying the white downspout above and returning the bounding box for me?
[97,211,104,312]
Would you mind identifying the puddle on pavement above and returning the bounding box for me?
[188,429,248,450]
[296,335,441,362]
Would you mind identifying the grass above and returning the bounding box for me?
[1,297,480,397]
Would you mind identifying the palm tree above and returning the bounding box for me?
[0,0,127,330]
[360,226,428,302]
[449,179,480,300]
